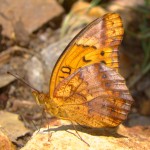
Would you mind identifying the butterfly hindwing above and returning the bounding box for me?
[53,63,133,128]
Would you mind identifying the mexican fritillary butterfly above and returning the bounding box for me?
[33,13,134,128]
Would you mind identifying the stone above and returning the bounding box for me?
[0,0,64,38]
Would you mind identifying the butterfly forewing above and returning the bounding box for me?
[53,63,133,128]
[50,13,124,96]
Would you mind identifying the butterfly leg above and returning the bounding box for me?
[43,109,53,141]
[36,107,45,133]
[70,121,90,147]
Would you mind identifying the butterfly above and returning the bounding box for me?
[33,13,134,128]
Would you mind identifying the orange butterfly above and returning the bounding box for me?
[33,13,134,128]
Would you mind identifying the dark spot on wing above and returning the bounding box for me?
[102,74,107,79]
[100,51,105,56]
[101,60,106,64]
[82,56,91,62]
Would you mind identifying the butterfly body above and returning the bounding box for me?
[33,13,134,128]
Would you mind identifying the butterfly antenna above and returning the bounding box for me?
[7,71,39,92]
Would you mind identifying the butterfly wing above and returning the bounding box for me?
[50,13,124,96]
[53,63,133,128]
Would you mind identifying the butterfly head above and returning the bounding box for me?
[32,91,49,106]
[32,91,57,116]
